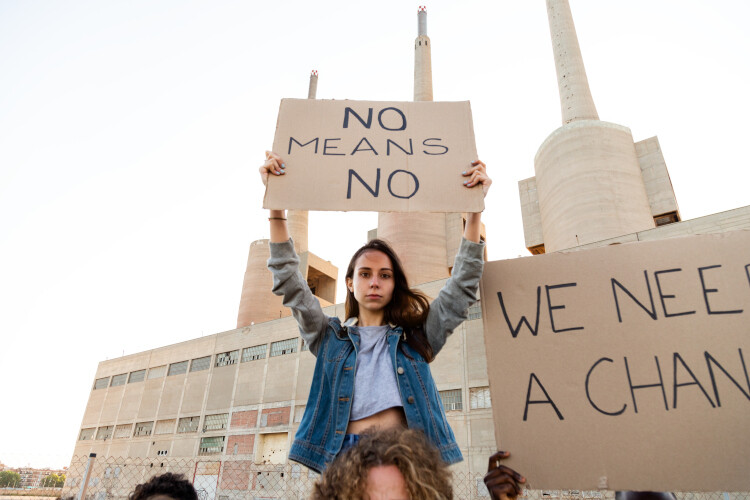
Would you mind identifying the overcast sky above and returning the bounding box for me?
[1,0,748,469]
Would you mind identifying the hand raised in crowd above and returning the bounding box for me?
[462,159,492,197]
[259,151,286,186]
[484,451,526,500]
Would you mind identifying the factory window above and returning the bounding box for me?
[203,413,229,432]
[134,421,154,437]
[79,428,95,441]
[270,338,298,357]
[155,419,176,435]
[241,344,267,362]
[177,416,200,433]
[439,389,463,411]
[96,426,113,440]
[215,350,239,367]
[110,373,127,387]
[190,356,211,372]
[294,406,306,423]
[467,301,482,320]
[103,467,119,478]
[93,377,109,390]
[470,386,491,409]
[114,424,132,439]
[199,436,225,455]
[147,365,167,379]
[167,360,188,376]
[128,369,146,383]
[654,211,679,226]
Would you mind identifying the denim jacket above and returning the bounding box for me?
[268,237,485,473]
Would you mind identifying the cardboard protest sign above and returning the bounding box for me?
[480,231,750,492]
[263,99,483,212]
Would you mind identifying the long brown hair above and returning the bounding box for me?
[312,427,453,500]
[345,239,434,362]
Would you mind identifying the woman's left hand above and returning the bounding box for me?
[462,159,492,198]
[484,451,526,500]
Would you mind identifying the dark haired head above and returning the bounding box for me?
[129,473,197,500]
[345,238,434,362]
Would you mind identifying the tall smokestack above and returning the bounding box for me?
[287,70,318,255]
[376,6,452,286]
[413,6,433,102]
[529,0,655,252]
[307,69,318,99]
[547,0,598,124]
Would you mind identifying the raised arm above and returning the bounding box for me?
[261,151,328,355]
[261,151,291,243]
[462,159,491,243]
[423,159,491,355]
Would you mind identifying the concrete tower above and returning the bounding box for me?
[519,0,679,254]
[237,71,337,328]
[376,7,475,285]
[413,6,433,101]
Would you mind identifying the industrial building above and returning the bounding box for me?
[67,1,750,493]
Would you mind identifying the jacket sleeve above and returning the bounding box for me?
[424,237,484,356]
[267,238,329,356]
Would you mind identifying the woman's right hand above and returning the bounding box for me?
[259,151,286,186]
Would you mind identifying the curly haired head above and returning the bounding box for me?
[129,472,198,500]
[312,427,453,499]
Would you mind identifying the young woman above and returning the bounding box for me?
[260,150,491,473]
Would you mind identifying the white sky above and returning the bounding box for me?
[1,0,748,469]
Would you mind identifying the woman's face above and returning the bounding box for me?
[365,465,409,500]
[347,250,395,314]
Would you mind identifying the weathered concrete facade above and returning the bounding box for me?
[74,284,494,474]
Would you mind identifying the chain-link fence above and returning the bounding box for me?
[50,455,749,500]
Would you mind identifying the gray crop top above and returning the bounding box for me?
[349,324,403,421]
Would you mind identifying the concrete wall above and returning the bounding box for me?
[518,177,544,251]
[571,205,750,251]
[635,136,680,219]
[72,283,495,475]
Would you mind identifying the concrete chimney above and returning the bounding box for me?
[376,6,456,286]
[546,0,598,124]
[307,69,318,99]
[417,6,427,36]
[527,0,655,252]
[413,6,433,102]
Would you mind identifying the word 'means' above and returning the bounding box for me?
[287,107,448,157]
[287,106,450,201]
